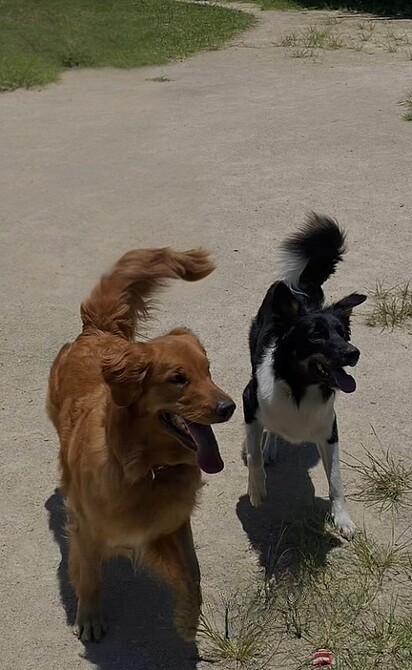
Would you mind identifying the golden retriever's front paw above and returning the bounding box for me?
[74,602,107,642]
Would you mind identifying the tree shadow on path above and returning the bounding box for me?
[300,1,412,19]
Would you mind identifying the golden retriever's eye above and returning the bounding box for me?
[170,373,188,386]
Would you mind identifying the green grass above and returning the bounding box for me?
[366,281,412,329]
[0,0,254,91]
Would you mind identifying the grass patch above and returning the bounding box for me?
[278,24,345,54]
[145,75,172,82]
[345,430,412,513]
[0,54,58,91]
[0,0,254,91]
[399,91,412,121]
[352,528,412,584]
[277,17,412,58]
[301,25,332,48]
[200,512,412,668]
[289,45,317,57]
[199,591,278,665]
[358,20,376,42]
[201,446,412,668]
[382,40,400,53]
[366,281,412,329]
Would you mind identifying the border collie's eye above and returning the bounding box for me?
[310,331,324,342]
[170,373,188,386]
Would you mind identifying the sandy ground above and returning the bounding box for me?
[1,6,411,670]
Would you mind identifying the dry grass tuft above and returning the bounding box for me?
[279,24,344,57]
[277,18,412,61]
[345,431,412,513]
[199,588,281,666]
[399,91,412,120]
[366,281,412,329]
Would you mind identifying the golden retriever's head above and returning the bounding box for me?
[102,329,235,473]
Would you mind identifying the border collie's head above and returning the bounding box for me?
[273,282,366,394]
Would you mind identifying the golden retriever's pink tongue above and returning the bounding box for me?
[187,423,224,474]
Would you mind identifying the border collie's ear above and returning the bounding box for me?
[102,346,149,407]
[333,293,367,316]
[272,281,301,323]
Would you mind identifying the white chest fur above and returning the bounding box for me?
[256,347,335,444]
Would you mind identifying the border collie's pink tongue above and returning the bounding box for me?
[187,423,224,474]
[332,368,356,393]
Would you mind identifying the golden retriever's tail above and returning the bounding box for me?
[80,248,215,340]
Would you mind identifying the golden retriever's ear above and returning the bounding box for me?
[169,327,194,337]
[168,327,206,353]
[102,346,149,407]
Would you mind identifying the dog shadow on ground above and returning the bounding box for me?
[45,490,199,670]
[236,437,342,579]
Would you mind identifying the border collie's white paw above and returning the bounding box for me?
[331,504,356,540]
[263,434,278,465]
[248,469,267,507]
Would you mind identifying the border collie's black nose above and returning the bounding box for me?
[216,399,236,421]
[344,348,360,366]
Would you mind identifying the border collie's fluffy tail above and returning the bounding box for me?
[278,213,346,288]
[80,248,214,340]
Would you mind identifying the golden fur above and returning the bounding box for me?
[47,248,234,642]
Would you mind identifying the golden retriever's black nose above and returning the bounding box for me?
[216,399,236,421]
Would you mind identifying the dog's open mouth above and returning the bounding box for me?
[159,412,224,474]
[314,361,356,393]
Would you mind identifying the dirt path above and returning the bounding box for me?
[1,7,411,670]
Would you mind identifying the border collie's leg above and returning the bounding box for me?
[243,380,266,507]
[317,417,356,540]
[246,421,266,507]
[262,432,278,465]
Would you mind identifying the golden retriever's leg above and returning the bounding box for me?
[67,513,106,642]
[145,522,201,642]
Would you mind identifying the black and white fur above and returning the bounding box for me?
[243,214,366,539]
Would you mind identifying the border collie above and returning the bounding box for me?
[243,214,366,539]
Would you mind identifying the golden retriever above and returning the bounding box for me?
[47,248,235,643]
